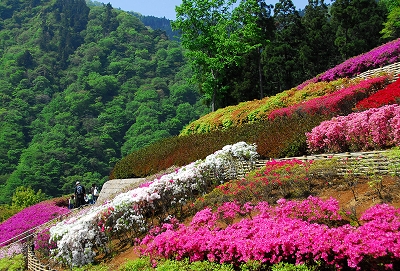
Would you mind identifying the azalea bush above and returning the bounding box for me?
[0,243,23,260]
[112,113,326,179]
[141,198,400,270]
[195,159,314,211]
[181,78,356,135]
[355,76,400,110]
[306,104,400,153]
[49,142,259,267]
[298,38,400,88]
[268,76,388,120]
[0,199,69,247]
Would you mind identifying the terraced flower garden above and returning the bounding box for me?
[2,38,400,271]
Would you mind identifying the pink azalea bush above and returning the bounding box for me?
[0,200,69,247]
[268,76,388,120]
[141,197,400,270]
[0,243,23,259]
[306,104,400,153]
[298,38,400,89]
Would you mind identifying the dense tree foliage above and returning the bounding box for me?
[0,0,208,204]
[173,0,263,111]
[173,0,390,106]
[331,0,387,60]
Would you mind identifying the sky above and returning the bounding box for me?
[105,0,310,20]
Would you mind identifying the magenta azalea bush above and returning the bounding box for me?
[0,200,69,247]
[141,197,400,270]
[306,104,400,153]
[298,38,400,89]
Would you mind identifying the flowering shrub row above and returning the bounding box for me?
[0,199,69,247]
[141,198,400,270]
[355,76,400,110]
[181,78,356,135]
[298,38,400,88]
[112,113,326,179]
[49,142,259,267]
[268,76,388,120]
[306,104,400,153]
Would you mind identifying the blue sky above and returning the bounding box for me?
[105,0,310,20]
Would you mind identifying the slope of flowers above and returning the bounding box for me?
[306,104,400,153]
[181,78,359,135]
[355,76,400,110]
[141,198,400,270]
[0,199,69,247]
[298,38,400,88]
[268,76,388,120]
[49,142,258,267]
[181,39,400,136]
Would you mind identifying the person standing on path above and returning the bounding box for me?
[68,194,75,209]
[75,181,86,208]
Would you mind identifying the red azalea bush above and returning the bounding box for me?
[355,77,400,110]
[0,199,69,246]
[268,76,388,120]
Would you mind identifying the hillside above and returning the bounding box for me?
[106,173,400,270]
[0,0,208,204]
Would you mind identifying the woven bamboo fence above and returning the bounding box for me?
[239,150,400,179]
[355,61,400,81]
[27,247,56,271]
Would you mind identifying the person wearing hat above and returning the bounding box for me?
[74,181,86,208]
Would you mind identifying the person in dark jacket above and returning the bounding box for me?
[75,181,86,208]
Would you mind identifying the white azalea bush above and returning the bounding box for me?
[49,142,258,267]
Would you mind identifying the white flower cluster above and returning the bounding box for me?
[48,142,258,267]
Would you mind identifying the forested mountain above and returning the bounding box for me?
[0,0,208,204]
[88,1,180,40]
[132,14,180,41]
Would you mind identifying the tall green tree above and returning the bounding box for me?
[300,0,337,79]
[380,0,400,40]
[172,0,262,111]
[222,0,275,103]
[263,0,305,94]
[331,0,387,60]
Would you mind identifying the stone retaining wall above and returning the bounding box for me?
[95,177,145,205]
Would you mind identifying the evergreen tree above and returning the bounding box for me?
[263,0,305,94]
[331,0,387,60]
[223,0,275,103]
[300,0,337,79]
